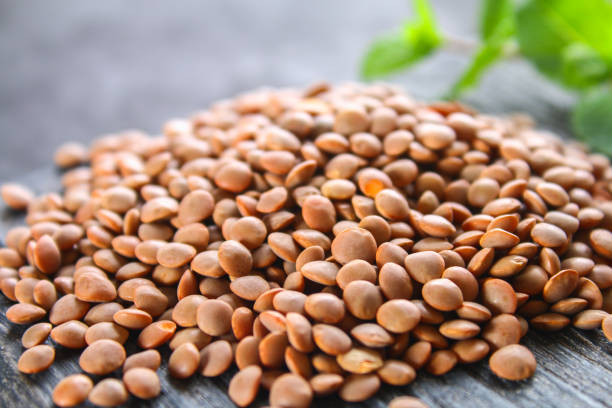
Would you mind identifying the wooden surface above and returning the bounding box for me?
[1,1,611,407]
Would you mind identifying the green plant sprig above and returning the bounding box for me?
[361,0,612,155]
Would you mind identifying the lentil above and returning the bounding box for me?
[196,299,233,336]
[228,365,262,407]
[422,278,463,311]
[2,82,612,407]
[309,373,343,396]
[2,183,34,210]
[21,322,52,348]
[51,320,88,349]
[123,367,161,399]
[269,373,313,408]
[17,344,55,373]
[389,396,430,408]
[199,340,233,376]
[339,373,380,402]
[376,299,421,333]
[79,339,125,376]
[489,344,536,380]
[123,349,161,373]
[88,378,129,407]
[169,342,200,378]
[52,374,93,407]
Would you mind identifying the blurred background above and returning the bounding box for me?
[0,0,572,181]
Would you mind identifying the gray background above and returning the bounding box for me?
[0,0,573,182]
[3,2,607,408]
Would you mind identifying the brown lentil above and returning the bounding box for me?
[156,242,196,268]
[6,302,47,324]
[302,195,336,232]
[196,299,233,336]
[84,302,123,325]
[343,280,383,320]
[336,259,376,289]
[489,344,536,380]
[481,278,517,314]
[572,309,609,330]
[123,349,161,373]
[309,373,344,396]
[301,260,339,286]
[269,373,313,408]
[378,262,413,299]
[482,314,521,349]
[17,344,55,373]
[230,275,270,300]
[376,299,421,333]
[138,320,176,349]
[404,251,444,283]
[377,359,416,386]
[403,340,432,369]
[74,271,117,302]
[49,294,90,325]
[350,323,394,348]
[21,322,52,348]
[389,396,430,408]
[456,301,492,322]
[422,278,463,311]
[2,183,34,210]
[85,321,129,345]
[113,308,153,329]
[123,367,161,399]
[200,340,233,376]
[339,373,381,402]
[79,339,126,375]
[286,312,314,353]
[439,319,481,340]
[51,320,88,349]
[543,269,579,303]
[178,190,214,225]
[426,349,458,375]
[88,378,129,407]
[442,266,479,300]
[452,338,490,363]
[304,292,345,324]
[312,324,352,356]
[331,227,377,265]
[228,365,262,407]
[168,342,200,378]
[530,313,571,331]
[52,374,93,407]
[2,82,612,407]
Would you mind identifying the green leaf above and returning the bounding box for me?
[361,33,426,80]
[447,0,515,98]
[404,0,439,43]
[515,0,612,89]
[361,0,441,80]
[561,43,609,88]
[480,0,514,41]
[572,87,612,155]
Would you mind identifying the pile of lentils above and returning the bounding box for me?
[1,82,612,408]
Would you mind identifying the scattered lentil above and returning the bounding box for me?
[52,374,93,407]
